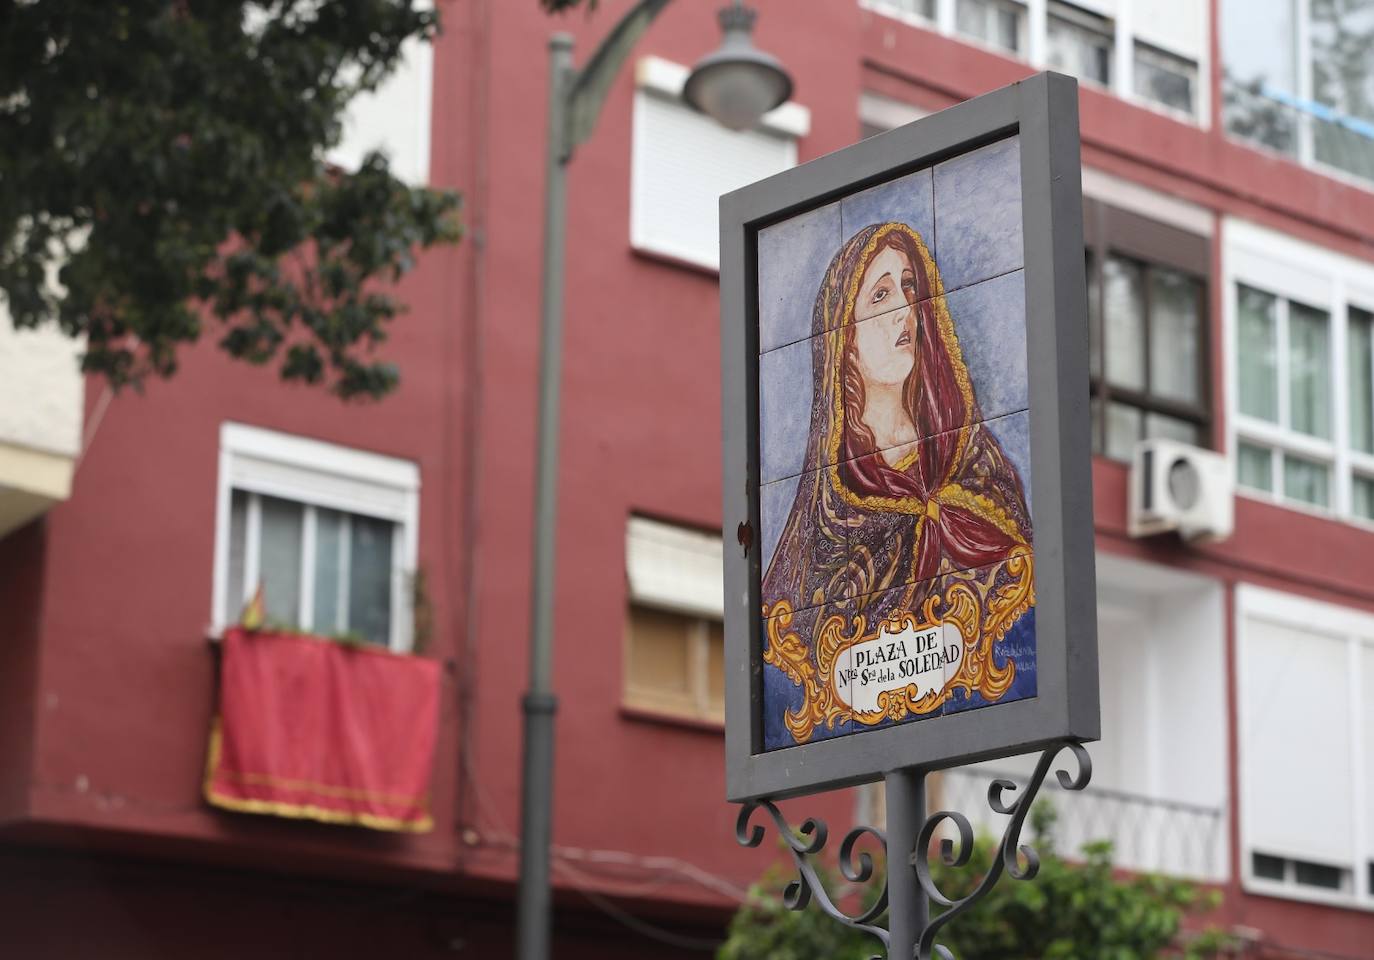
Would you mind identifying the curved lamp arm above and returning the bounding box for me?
[560,0,673,160]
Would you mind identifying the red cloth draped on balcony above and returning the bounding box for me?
[205,627,440,833]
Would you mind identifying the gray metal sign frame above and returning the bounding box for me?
[721,72,1099,803]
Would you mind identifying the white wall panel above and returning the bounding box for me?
[1240,600,1355,866]
[963,554,1228,880]
[329,20,434,185]
[0,314,83,459]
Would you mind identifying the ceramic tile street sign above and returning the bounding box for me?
[721,72,1099,802]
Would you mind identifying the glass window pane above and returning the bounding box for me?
[1135,42,1197,114]
[1046,7,1112,86]
[226,490,248,623]
[1238,441,1274,493]
[348,514,394,646]
[259,495,304,627]
[1294,860,1346,890]
[1087,249,1102,380]
[957,0,992,43]
[1313,118,1374,182]
[958,0,1023,53]
[1148,266,1203,404]
[1223,0,1297,91]
[1350,307,1374,454]
[1310,0,1374,181]
[1237,285,1278,422]
[1104,257,1146,390]
[1105,401,1143,461]
[1221,0,1298,155]
[1288,301,1331,439]
[1354,475,1374,521]
[1283,455,1331,508]
[875,0,936,18]
[313,508,344,634]
[995,5,1021,51]
[1253,852,1286,881]
[1145,412,1200,446]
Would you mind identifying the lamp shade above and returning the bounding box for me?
[682,4,793,132]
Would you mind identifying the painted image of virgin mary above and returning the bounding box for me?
[762,222,1036,746]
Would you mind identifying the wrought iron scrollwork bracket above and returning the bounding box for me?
[734,739,1093,960]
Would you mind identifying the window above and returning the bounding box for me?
[630,56,807,272]
[1352,306,1374,453]
[873,1,1206,120]
[1226,219,1374,521]
[858,92,928,140]
[623,516,725,724]
[1234,286,1333,506]
[1222,0,1374,184]
[1238,585,1374,907]
[1311,0,1374,181]
[1135,41,1197,115]
[213,423,420,650]
[325,6,433,185]
[1084,197,1210,460]
[1046,2,1113,87]
[865,0,936,23]
[1251,854,1350,892]
[956,0,1027,54]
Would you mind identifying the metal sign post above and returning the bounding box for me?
[719,72,1099,959]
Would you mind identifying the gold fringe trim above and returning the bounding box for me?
[203,720,432,833]
[204,790,434,834]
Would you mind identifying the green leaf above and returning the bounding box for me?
[718,830,1237,960]
[0,0,461,400]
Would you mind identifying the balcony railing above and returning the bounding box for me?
[1224,79,1374,186]
[940,766,1226,882]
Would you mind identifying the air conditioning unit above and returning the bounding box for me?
[1128,438,1234,542]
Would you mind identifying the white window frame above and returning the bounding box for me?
[212,422,421,652]
[866,0,1210,126]
[629,56,808,273]
[1045,0,1115,89]
[860,0,937,27]
[1132,38,1200,120]
[1223,217,1374,527]
[1236,583,1374,910]
[859,92,929,136]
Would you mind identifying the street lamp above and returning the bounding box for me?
[516,3,793,960]
[683,3,793,132]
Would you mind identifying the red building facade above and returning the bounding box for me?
[2,2,1373,957]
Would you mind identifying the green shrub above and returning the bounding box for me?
[720,804,1233,960]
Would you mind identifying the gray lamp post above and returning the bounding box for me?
[516,4,793,960]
